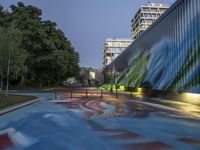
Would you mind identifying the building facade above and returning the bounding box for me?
[131,2,169,39]
[80,67,104,86]
[105,0,200,94]
[103,38,133,66]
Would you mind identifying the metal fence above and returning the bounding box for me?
[54,89,104,100]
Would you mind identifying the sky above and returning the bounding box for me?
[0,0,174,68]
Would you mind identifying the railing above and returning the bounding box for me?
[54,89,104,100]
[53,88,146,100]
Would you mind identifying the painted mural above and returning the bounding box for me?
[107,0,200,93]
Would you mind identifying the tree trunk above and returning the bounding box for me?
[0,76,3,90]
[20,74,25,89]
[6,54,11,97]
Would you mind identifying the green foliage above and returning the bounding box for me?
[0,24,26,82]
[0,2,80,87]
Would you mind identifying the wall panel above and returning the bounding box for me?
[105,0,200,93]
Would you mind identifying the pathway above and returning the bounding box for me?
[0,91,200,150]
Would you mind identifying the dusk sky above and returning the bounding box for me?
[0,0,174,68]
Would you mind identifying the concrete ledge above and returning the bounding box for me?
[0,99,40,116]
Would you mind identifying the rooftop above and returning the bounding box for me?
[143,2,169,7]
[106,38,133,42]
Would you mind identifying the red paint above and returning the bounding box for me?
[124,141,171,150]
[179,138,200,147]
[0,133,14,150]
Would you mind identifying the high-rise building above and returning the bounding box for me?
[103,38,133,66]
[131,2,169,39]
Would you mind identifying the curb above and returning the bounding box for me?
[0,98,40,116]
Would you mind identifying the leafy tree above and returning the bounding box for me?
[0,2,80,87]
[0,25,26,96]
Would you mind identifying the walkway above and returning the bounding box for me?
[0,91,200,150]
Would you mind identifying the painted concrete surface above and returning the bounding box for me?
[0,91,200,150]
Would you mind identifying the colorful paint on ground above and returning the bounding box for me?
[0,91,200,150]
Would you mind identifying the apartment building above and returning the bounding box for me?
[131,2,169,39]
[103,38,133,66]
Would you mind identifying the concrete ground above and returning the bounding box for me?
[0,90,200,150]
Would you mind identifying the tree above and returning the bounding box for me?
[0,52,4,90]
[9,3,80,87]
[0,2,80,88]
[0,25,26,96]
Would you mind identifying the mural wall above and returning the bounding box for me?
[105,0,200,93]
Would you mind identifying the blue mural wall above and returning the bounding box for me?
[105,0,200,93]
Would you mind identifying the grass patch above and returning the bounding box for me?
[0,94,36,109]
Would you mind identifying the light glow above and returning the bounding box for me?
[181,93,200,104]
[119,86,125,91]
[137,88,143,93]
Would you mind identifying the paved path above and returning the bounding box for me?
[0,91,200,150]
